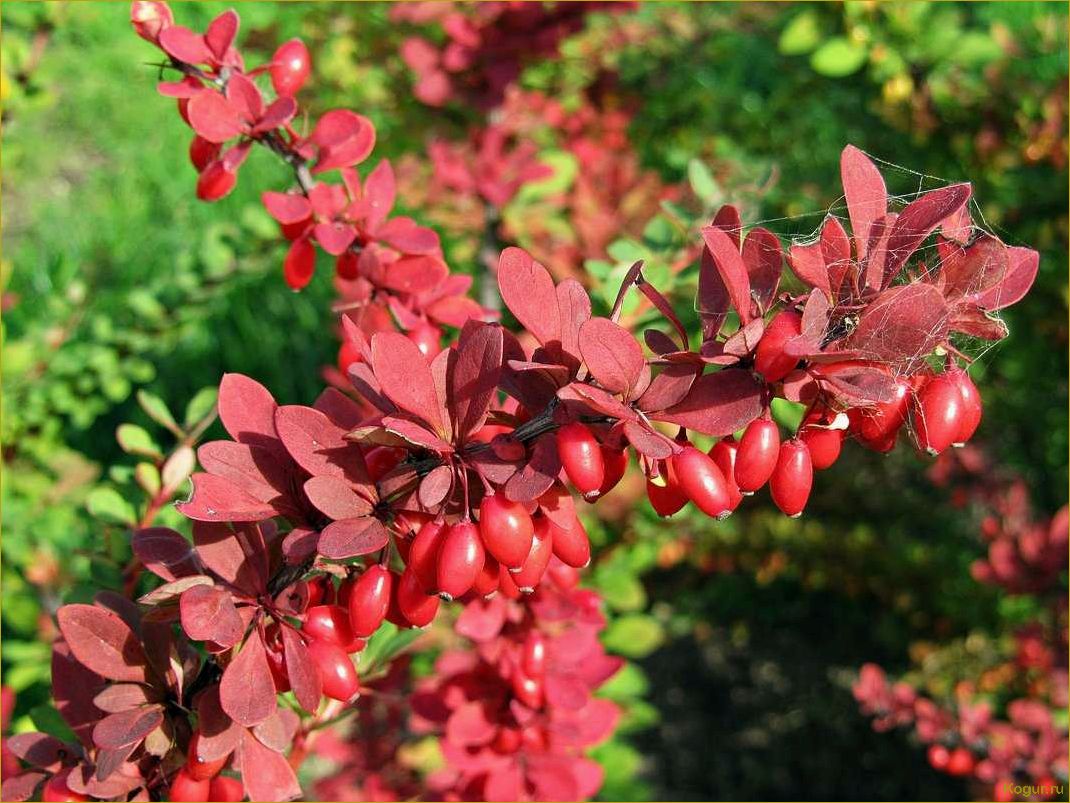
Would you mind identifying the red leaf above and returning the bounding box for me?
[846,282,949,367]
[556,279,592,361]
[484,766,524,803]
[218,374,279,451]
[92,683,154,714]
[196,441,293,511]
[56,605,148,683]
[449,321,504,439]
[158,25,211,64]
[179,585,244,647]
[193,521,267,594]
[220,634,276,727]
[742,227,782,313]
[177,473,277,522]
[252,708,300,753]
[418,465,454,508]
[497,247,560,346]
[653,369,763,436]
[381,254,449,294]
[820,216,852,295]
[579,317,645,397]
[310,109,376,173]
[454,595,506,642]
[253,96,298,133]
[711,204,743,248]
[224,73,262,123]
[239,728,301,801]
[840,145,888,260]
[1,772,46,802]
[284,236,316,289]
[973,246,1037,311]
[940,234,1008,300]
[186,91,244,144]
[262,192,311,225]
[303,476,374,520]
[318,517,390,560]
[204,9,239,60]
[314,387,365,429]
[371,332,444,433]
[800,288,831,342]
[91,706,163,750]
[377,217,440,254]
[788,239,831,296]
[505,435,561,502]
[446,702,495,747]
[51,641,104,749]
[6,732,67,768]
[362,159,396,232]
[381,416,452,452]
[622,421,673,460]
[196,685,242,761]
[948,304,1008,340]
[882,183,972,281]
[275,404,367,483]
[131,527,199,581]
[700,226,753,324]
[313,222,357,255]
[636,364,698,412]
[281,626,322,713]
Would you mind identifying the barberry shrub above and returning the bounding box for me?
[2,3,1042,802]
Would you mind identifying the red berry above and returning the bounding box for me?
[646,470,688,517]
[549,515,590,569]
[307,638,359,702]
[769,439,813,517]
[556,422,604,497]
[735,418,781,494]
[168,768,210,802]
[511,670,543,709]
[408,519,448,592]
[992,779,1015,802]
[754,310,802,382]
[492,727,522,754]
[264,630,290,693]
[672,445,733,519]
[594,445,629,497]
[497,564,522,600]
[336,251,360,280]
[437,521,485,600]
[186,731,227,781]
[337,341,362,374]
[798,424,843,470]
[473,553,501,597]
[546,557,580,590]
[945,746,975,777]
[207,776,244,802]
[512,516,554,591]
[302,605,361,652]
[189,135,222,173]
[42,770,88,802]
[912,373,964,455]
[270,39,311,97]
[407,322,442,357]
[396,567,439,627]
[522,632,547,677]
[283,237,316,290]
[196,161,237,202]
[478,494,534,571]
[948,367,982,445]
[927,743,950,771]
[857,378,912,444]
[347,565,393,638]
[131,1,174,45]
[708,439,743,509]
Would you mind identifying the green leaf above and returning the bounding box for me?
[597,661,650,701]
[360,622,422,674]
[602,614,665,658]
[771,397,807,433]
[135,462,162,496]
[514,150,578,202]
[810,37,868,77]
[116,423,162,459]
[596,568,647,612]
[86,487,137,526]
[779,10,823,55]
[687,158,721,206]
[28,704,76,743]
[184,387,218,428]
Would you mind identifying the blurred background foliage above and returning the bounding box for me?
[1,2,1066,800]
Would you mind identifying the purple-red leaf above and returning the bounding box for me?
[275,405,367,484]
[579,317,645,397]
[318,517,390,560]
[636,364,698,412]
[92,706,163,750]
[700,226,753,323]
[498,247,560,346]
[882,183,972,281]
[940,234,1008,300]
[218,373,279,451]
[653,369,763,436]
[179,585,244,647]
[177,473,277,522]
[418,465,454,508]
[505,435,561,503]
[788,239,831,296]
[196,685,242,761]
[158,25,211,64]
[131,527,199,582]
[846,282,949,367]
[240,728,301,801]
[220,634,276,727]
[281,626,322,714]
[56,605,148,684]
[741,227,782,313]
[973,246,1038,312]
[556,279,592,361]
[449,321,504,440]
[204,9,238,59]
[262,192,311,225]
[841,145,887,259]
[193,521,268,594]
[310,109,376,173]
[303,476,374,520]
[371,332,445,433]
